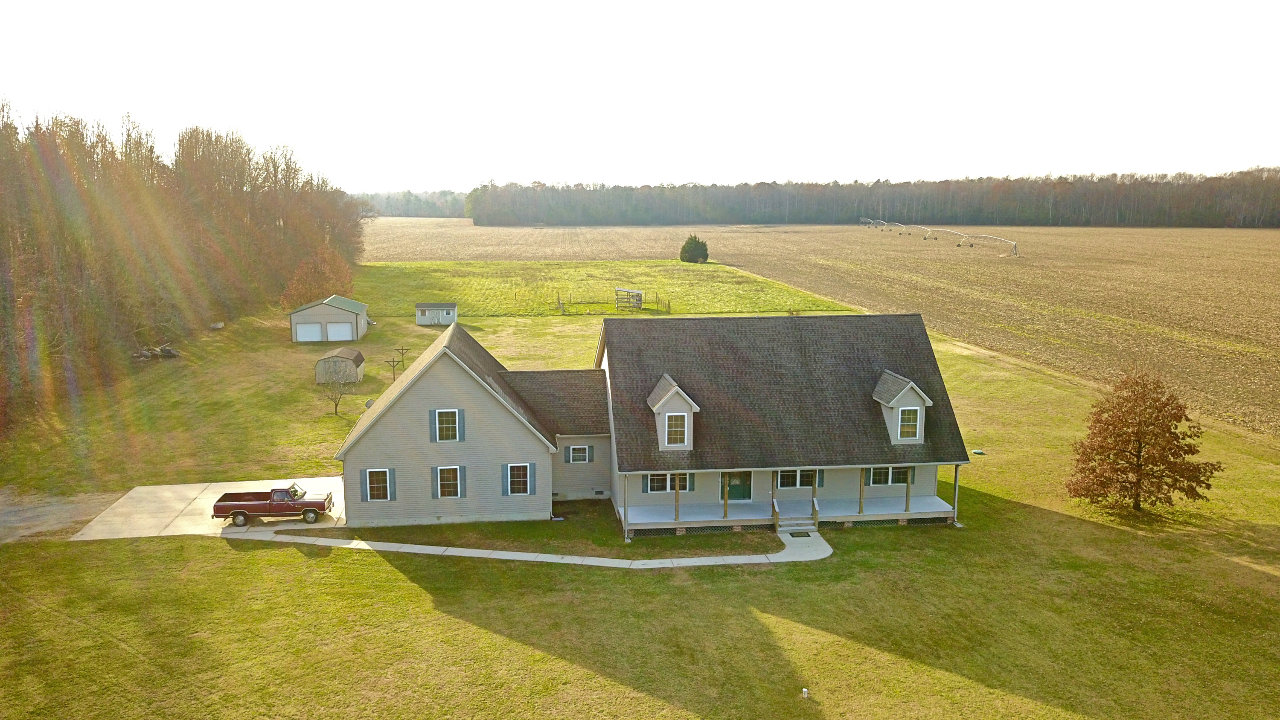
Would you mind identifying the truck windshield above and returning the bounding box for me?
[289,484,305,500]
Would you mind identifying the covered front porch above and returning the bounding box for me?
[623,495,955,530]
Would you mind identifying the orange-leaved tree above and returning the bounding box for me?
[279,245,353,310]
[1068,372,1222,511]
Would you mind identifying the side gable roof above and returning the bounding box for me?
[416,302,458,309]
[601,314,968,472]
[334,325,555,459]
[872,369,933,407]
[290,294,367,315]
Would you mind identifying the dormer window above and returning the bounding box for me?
[666,413,688,446]
[899,408,919,439]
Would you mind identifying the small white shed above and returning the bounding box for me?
[416,302,457,326]
[315,347,365,384]
[290,295,370,342]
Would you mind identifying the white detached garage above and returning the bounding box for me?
[289,295,370,343]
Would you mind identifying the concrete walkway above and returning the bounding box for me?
[216,526,833,569]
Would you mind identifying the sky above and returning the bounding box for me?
[4,0,1277,193]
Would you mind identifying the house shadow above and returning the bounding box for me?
[335,487,1278,719]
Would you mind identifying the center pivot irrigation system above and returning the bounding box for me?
[860,219,1019,257]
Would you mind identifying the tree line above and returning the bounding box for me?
[464,170,1280,227]
[0,106,365,433]
[356,190,465,218]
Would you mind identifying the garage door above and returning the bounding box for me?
[327,322,354,341]
[296,322,322,342]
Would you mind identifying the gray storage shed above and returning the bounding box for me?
[416,302,458,326]
[315,347,365,384]
[290,295,370,342]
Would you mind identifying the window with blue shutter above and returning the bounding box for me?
[501,464,510,496]
[459,465,467,497]
[360,469,370,502]
[529,463,537,495]
[388,468,397,500]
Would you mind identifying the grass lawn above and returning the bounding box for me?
[358,260,850,318]
[2,261,1278,718]
[283,500,784,559]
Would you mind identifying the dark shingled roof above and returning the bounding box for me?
[320,347,364,365]
[416,302,457,309]
[601,314,968,472]
[502,370,610,436]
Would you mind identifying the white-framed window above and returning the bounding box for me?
[665,413,688,446]
[869,466,913,485]
[569,446,589,463]
[438,466,460,497]
[647,473,689,493]
[508,463,530,495]
[367,469,390,501]
[899,407,920,440]
[437,409,459,442]
[778,469,817,489]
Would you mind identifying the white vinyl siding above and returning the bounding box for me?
[341,354,551,526]
[555,435,612,500]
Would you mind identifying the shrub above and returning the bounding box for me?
[679,234,708,263]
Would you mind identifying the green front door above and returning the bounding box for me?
[723,471,752,501]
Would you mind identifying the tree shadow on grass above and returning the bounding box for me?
[359,486,1279,720]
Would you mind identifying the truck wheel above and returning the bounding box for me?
[302,509,319,524]
[231,512,249,527]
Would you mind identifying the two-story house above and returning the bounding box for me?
[334,314,969,536]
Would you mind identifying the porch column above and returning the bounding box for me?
[858,470,864,515]
[904,469,912,513]
[722,474,729,520]
[953,464,960,523]
[811,477,818,525]
[623,474,630,541]
[674,477,680,521]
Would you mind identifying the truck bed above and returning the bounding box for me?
[215,491,272,504]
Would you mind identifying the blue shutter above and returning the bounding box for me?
[431,466,439,499]
[640,475,649,494]
[563,446,571,463]
[529,463,537,495]
[501,464,510,496]
[360,470,369,502]
[459,466,467,497]
[772,470,779,488]
[587,445,595,462]
[388,468,397,501]
[430,410,438,442]
[687,473,695,492]
[863,468,870,486]
[817,469,824,488]
[457,409,465,441]
[910,466,916,484]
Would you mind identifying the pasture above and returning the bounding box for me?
[362,218,1280,434]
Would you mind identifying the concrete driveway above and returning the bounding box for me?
[71,477,345,541]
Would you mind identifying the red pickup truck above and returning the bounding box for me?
[212,483,333,527]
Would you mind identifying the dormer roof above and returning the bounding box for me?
[646,373,701,412]
[872,369,933,407]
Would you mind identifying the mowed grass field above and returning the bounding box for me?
[363,218,1280,434]
[2,258,1278,719]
